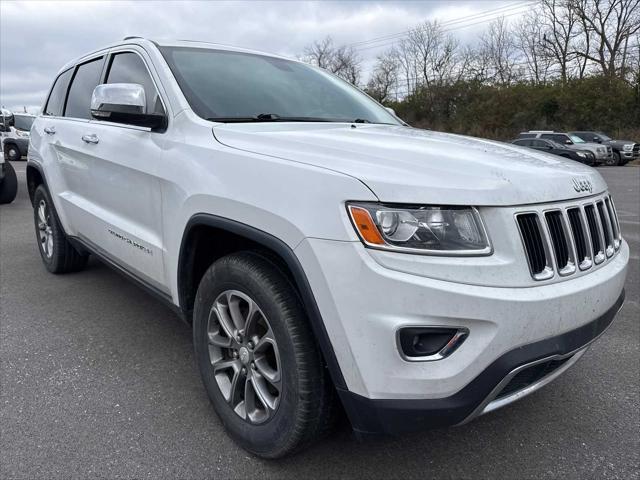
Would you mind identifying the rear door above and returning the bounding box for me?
[63,47,168,290]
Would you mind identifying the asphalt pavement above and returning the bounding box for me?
[1,162,638,479]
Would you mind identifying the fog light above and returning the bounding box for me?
[398,327,468,361]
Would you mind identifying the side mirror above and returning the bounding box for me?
[565,139,573,145]
[385,107,396,116]
[593,137,601,143]
[91,83,166,130]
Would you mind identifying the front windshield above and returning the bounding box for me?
[13,114,34,131]
[569,134,585,143]
[160,46,400,125]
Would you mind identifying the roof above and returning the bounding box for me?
[58,37,294,74]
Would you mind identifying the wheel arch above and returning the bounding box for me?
[26,162,47,206]
[177,213,347,390]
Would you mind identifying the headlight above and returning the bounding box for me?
[623,144,633,151]
[597,147,605,153]
[347,203,492,255]
[576,152,586,157]
[15,130,29,138]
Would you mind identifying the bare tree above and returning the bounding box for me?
[302,37,335,70]
[302,36,362,85]
[515,8,555,83]
[366,52,399,102]
[538,0,580,83]
[480,17,520,85]
[406,20,460,88]
[571,0,640,77]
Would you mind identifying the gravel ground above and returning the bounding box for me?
[1,163,638,479]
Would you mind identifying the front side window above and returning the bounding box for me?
[44,69,73,117]
[159,46,400,125]
[65,57,105,119]
[106,52,164,115]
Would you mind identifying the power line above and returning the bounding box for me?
[346,1,536,49]
[355,6,537,53]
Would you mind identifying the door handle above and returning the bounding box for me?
[81,134,99,144]
[44,126,56,135]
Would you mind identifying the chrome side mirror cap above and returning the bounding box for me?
[91,83,166,130]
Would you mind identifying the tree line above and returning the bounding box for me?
[301,0,640,140]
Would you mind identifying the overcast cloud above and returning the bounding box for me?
[0,0,524,113]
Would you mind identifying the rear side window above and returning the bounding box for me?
[531,140,548,148]
[44,69,73,116]
[106,52,164,115]
[541,134,567,143]
[514,139,531,146]
[65,57,105,119]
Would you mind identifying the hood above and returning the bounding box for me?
[566,142,605,151]
[608,139,636,147]
[212,123,607,206]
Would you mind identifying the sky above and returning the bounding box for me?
[0,0,531,113]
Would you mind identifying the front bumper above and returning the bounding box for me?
[340,291,624,436]
[295,237,628,435]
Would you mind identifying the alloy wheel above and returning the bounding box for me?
[207,290,282,424]
[37,199,54,258]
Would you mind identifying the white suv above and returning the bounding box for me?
[28,38,628,458]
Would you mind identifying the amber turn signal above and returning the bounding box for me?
[348,206,385,245]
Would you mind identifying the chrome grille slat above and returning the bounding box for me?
[516,193,622,280]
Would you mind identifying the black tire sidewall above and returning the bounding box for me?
[608,152,620,166]
[193,255,308,457]
[0,162,17,204]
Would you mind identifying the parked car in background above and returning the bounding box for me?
[570,131,638,166]
[1,112,34,161]
[511,138,596,165]
[517,131,611,165]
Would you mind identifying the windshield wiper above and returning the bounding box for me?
[353,118,372,123]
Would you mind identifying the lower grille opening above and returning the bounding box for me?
[496,356,572,400]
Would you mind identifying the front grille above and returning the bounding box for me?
[496,356,572,400]
[516,194,621,280]
[606,146,612,155]
[633,143,639,156]
[516,214,549,278]
[545,211,570,271]
[567,208,588,265]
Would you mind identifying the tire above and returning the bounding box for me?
[0,162,18,204]
[4,144,21,162]
[32,184,88,273]
[193,251,335,458]
[606,152,619,166]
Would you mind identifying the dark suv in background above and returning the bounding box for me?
[511,138,596,165]
[517,131,611,165]
[570,131,638,166]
